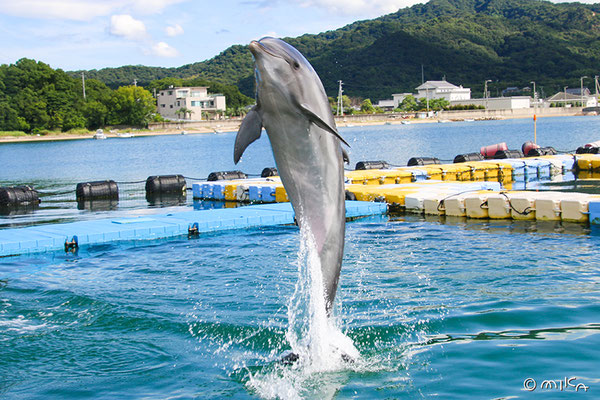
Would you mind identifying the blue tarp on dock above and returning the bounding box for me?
[0,201,387,257]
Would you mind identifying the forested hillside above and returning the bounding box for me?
[0,59,253,133]
[71,0,600,100]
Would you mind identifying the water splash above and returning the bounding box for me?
[285,224,359,369]
[246,224,360,399]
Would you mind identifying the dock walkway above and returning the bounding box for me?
[0,201,387,257]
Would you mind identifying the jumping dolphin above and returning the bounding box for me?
[234,37,349,313]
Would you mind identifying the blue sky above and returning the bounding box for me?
[0,0,594,71]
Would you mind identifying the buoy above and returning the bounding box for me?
[522,141,540,155]
[525,147,557,157]
[480,142,508,158]
[207,171,247,181]
[576,146,599,154]
[76,180,119,201]
[493,149,524,159]
[453,153,484,163]
[355,161,390,170]
[0,186,40,205]
[407,157,440,166]
[584,140,600,148]
[145,175,186,195]
[261,167,278,177]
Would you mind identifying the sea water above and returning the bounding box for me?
[1,116,600,398]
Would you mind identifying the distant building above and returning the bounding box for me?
[376,93,413,110]
[376,99,396,110]
[566,88,592,97]
[547,91,597,107]
[157,86,226,120]
[416,80,471,101]
[451,96,531,110]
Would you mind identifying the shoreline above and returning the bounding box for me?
[0,110,592,144]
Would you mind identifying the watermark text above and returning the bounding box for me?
[523,377,590,393]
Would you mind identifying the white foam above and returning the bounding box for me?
[247,223,361,399]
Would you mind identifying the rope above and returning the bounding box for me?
[555,149,577,154]
[436,189,486,212]
[115,180,146,184]
[37,189,74,196]
[182,176,208,181]
[500,192,533,216]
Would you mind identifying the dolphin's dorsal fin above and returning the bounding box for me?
[298,102,350,147]
[234,106,263,164]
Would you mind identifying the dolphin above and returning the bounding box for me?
[234,37,349,314]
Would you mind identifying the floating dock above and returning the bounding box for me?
[188,153,600,225]
[0,201,387,257]
[192,154,590,203]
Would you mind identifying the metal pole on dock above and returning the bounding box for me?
[533,114,537,144]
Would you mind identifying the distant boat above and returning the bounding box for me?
[464,119,475,122]
[213,129,224,134]
[438,119,450,123]
[116,132,134,138]
[181,130,188,135]
[93,129,107,140]
[401,120,411,125]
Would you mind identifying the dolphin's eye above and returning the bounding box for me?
[292,61,300,70]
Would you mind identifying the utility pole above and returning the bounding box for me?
[421,64,424,84]
[81,72,86,100]
[531,81,537,144]
[564,86,568,107]
[580,76,588,107]
[336,80,344,116]
[484,79,492,109]
[595,75,599,98]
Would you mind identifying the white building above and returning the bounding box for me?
[416,80,471,101]
[376,93,414,109]
[451,96,531,110]
[157,86,226,120]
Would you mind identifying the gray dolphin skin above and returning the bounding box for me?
[234,37,349,313]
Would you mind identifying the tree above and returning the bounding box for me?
[0,102,29,131]
[360,99,375,113]
[429,98,450,111]
[82,101,108,129]
[108,86,156,126]
[400,95,418,111]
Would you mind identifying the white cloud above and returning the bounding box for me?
[149,41,179,57]
[0,0,189,21]
[165,23,184,37]
[129,0,187,14]
[0,0,116,21]
[109,14,148,41]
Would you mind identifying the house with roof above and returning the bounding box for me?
[416,80,471,101]
[547,89,597,107]
[157,86,226,120]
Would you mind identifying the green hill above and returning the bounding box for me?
[70,0,600,100]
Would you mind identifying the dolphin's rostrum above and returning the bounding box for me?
[234,37,349,313]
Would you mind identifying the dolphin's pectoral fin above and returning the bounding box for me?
[234,107,263,164]
[342,147,350,164]
[298,102,350,147]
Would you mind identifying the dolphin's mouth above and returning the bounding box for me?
[250,40,281,60]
